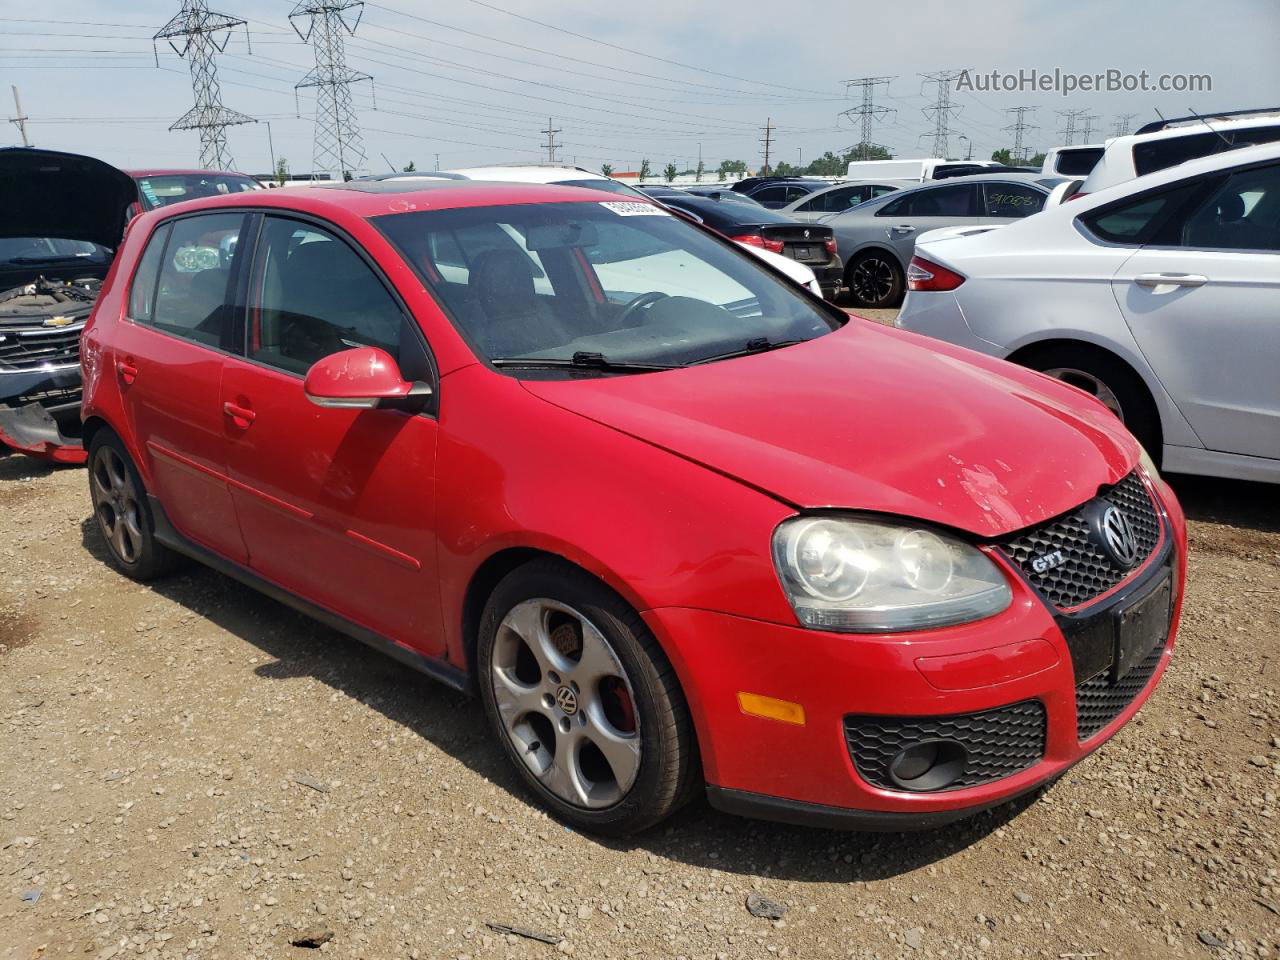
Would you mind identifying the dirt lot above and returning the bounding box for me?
[2,438,1279,960]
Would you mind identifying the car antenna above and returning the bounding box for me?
[1184,106,1235,148]
[380,152,397,173]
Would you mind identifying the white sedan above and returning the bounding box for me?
[896,142,1280,484]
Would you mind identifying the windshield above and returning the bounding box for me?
[374,200,841,370]
[0,236,112,263]
[559,178,649,199]
[135,173,260,209]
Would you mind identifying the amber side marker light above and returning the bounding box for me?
[737,692,806,726]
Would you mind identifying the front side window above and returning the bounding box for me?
[375,201,842,370]
[248,217,407,375]
[1173,163,1280,251]
[982,182,1046,218]
[150,213,246,346]
[877,184,978,218]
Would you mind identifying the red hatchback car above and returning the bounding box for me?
[80,181,1186,834]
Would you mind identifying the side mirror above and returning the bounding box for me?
[303,346,430,409]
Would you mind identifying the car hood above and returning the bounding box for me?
[521,322,1137,537]
[0,147,137,250]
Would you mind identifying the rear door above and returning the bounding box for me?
[980,181,1048,221]
[875,183,981,261]
[112,211,250,562]
[219,214,446,653]
[1110,161,1280,459]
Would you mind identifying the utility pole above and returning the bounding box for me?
[759,117,775,175]
[1057,108,1084,146]
[1003,105,1038,163]
[9,86,30,146]
[840,76,895,159]
[434,152,440,171]
[291,1,373,181]
[541,117,562,162]
[154,0,255,170]
[1112,113,1138,137]
[919,70,964,158]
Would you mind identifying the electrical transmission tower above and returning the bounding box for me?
[840,76,895,159]
[1003,106,1038,163]
[1113,112,1138,137]
[759,117,775,174]
[1079,113,1100,143]
[154,0,255,171]
[291,1,373,180]
[541,117,562,162]
[919,70,964,158]
[1057,108,1090,146]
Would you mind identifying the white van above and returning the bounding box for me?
[843,158,1001,181]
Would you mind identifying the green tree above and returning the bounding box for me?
[403,160,417,172]
[990,148,1013,165]
[663,162,678,182]
[601,162,614,177]
[772,160,796,177]
[639,158,652,180]
[717,159,747,181]
[273,156,290,186]
[1028,152,1047,167]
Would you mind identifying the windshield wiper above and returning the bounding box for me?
[688,337,805,366]
[491,351,680,373]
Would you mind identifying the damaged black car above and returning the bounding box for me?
[0,148,136,462]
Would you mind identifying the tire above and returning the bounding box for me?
[846,250,905,308]
[477,558,699,835]
[1021,345,1163,461]
[87,429,184,581]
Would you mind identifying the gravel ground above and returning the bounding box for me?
[2,428,1279,960]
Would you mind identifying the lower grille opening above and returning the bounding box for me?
[1075,643,1165,741]
[844,700,1046,793]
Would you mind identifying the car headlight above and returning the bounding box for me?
[1138,446,1161,484]
[772,516,1012,632]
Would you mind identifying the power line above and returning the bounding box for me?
[1079,113,1100,143]
[919,70,963,158]
[1112,112,1138,137]
[840,76,895,159]
[290,0,374,179]
[541,117,562,162]
[154,0,257,170]
[1056,108,1090,146]
[1003,105,1037,163]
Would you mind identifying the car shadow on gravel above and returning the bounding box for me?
[77,516,1042,883]
[0,448,61,481]
[1167,473,1279,534]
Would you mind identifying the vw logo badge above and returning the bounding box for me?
[1099,505,1140,568]
[555,685,579,716]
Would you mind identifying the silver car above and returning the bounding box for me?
[828,173,1065,307]
[780,179,910,223]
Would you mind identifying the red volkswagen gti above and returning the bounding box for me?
[79,181,1186,835]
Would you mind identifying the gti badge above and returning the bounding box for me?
[1098,505,1140,568]
[1031,549,1066,574]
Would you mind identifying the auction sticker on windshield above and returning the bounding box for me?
[599,201,670,216]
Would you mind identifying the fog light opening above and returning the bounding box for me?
[887,739,968,791]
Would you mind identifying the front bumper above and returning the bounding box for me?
[0,366,86,464]
[645,481,1186,828]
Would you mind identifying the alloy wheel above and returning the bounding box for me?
[851,256,896,304]
[90,445,144,565]
[1042,367,1124,420]
[489,599,641,808]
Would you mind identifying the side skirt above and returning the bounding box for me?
[148,493,471,694]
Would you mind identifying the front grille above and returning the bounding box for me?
[1075,642,1164,740]
[0,326,83,371]
[997,471,1161,609]
[844,700,1046,792]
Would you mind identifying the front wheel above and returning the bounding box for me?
[477,559,698,835]
[846,250,905,308]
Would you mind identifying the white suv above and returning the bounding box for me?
[1079,108,1280,195]
[896,142,1280,484]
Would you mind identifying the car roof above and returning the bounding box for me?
[446,164,607,184]
[1072,140,1280,206]
[1127,111,1280,141]
[127,168,258,179]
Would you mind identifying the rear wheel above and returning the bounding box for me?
[477,559,698,835]
[1021,345,1163,461]
[87,430,183,581]
[846,250,905,308]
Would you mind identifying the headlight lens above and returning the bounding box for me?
[1138,446,1161,484]
[772,516,1012,632]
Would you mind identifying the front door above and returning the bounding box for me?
[1112,161,1280,459]
[220,215,445,654]
[113,212,250,562]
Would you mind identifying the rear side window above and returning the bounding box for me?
[982,182,1045,219]
[126,223,171,323]
[1133,126,1280,177]
[149,213,246,347]
[248,217,407,375]
[878,184,978,218]
[1080,183,1202,244]
[1172,163,1280,251]
[1055,148,1103,177]
[751,186,788,205]
[803,185,867,213]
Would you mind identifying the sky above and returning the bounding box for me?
[2,0,1278,177]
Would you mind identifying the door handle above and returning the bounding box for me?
[1134,273,1208,288]
[116,360,138,385]
[222,401,257,430]
[891,225,915,235]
